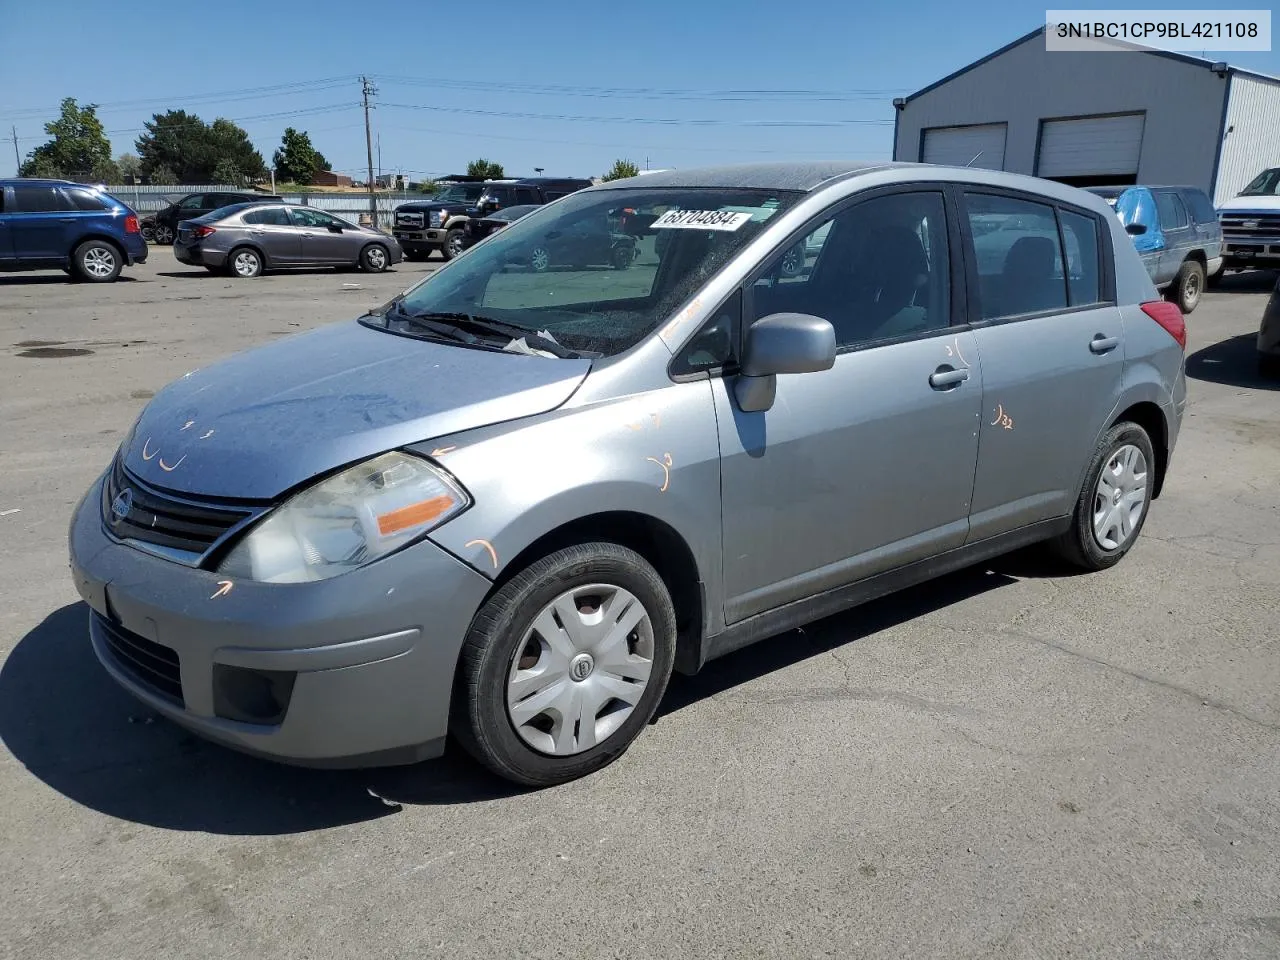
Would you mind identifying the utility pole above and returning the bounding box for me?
[361,76,378,226]
[11,126,20,174]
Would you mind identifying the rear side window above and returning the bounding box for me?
[61,187,109,211]
[1183,189,1217,223]
[243,207,292,226]
[10,184,70,213]
[1154,191,1188,230]
[965,193,1067,319]
[1057,210,1102,306]
[515,187,539,204]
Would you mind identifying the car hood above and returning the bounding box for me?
[1218,195,1280,213]
[122,320,591,500]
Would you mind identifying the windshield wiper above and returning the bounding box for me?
[398,309,588,358]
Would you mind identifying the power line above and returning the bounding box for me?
[380,102,893,127]
[371,74,909,102]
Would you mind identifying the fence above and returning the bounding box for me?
[101,184,421,224]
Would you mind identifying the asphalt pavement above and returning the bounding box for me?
[1,250,1278,960]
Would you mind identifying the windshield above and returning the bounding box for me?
[434,183,487,203]
[370,186,803,357]
[1240,168,1280,197]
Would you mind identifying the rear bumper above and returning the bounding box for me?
[174,244,226,268]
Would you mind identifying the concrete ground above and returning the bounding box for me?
[1,250,1278,960]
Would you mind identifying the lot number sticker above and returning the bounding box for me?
[651,209,753,231]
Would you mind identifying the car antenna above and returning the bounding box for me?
[964,151,985,168]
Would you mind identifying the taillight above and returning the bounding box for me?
[192,225,216,239]
[1140,300,1186,350]
[124,215,139,234]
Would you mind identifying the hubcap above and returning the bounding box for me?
[368,247,386,269]
[531,247,549,271]
[157,226,174,244]
[505,583,655,756]
[234,252,259,276]
[781,242,805,276]
[1092,443,1148,551]
[448,234,465,256]
[1185,273,1200,303]
[84,247,115,277]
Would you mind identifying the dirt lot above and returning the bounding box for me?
[1,250,1278,960]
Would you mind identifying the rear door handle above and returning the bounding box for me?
[59,217,76,223]
[929,365,970,390]
[1090,335,1120,354]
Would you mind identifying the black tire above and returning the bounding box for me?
[1051,421,1156,571]
[71,240,123,283]
[1259,354,1280,380]
[441,228,467,261]
[611,244,634,270]
[452,542,677,787]
[530,245,551,273]
[360,243,390,273]
[402,249,425,262]
[1169,259,1205,314]
[154,224,175,245]
[225,246,263,279]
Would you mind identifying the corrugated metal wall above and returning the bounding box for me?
[1214,74,1280,204]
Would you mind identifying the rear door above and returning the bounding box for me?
[961,190,1123,539]
[242,206,302,264]
[1153,190,1192,283]
[0,187,16,265]
[8,182,72,263]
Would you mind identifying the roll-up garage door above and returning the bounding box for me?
[921,124,1007,170]
[1036,113,1145,182]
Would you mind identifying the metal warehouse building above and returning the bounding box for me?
[892,27,1280,204]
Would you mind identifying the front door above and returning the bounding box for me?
[960,191,1124,539]
[241,206,303,265]
[716,188,982,624]
[0,188,15,266]
[289,207,354,264]
[8,182,71,263]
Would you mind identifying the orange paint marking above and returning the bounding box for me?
[465,538,499,570]
[210,580,233,599]
[429,446,457,457]
[645,453,673,492]
[158,455,186,471]
[141,438,158,461]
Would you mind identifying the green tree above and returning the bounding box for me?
[135,111,264,184]
[19,98,117,181]
[467,158,505,179]
[272,127,326,185]
[148,165,178,186]
[116,152,141,181]
[602,159,640,182]
[212,158,244,187]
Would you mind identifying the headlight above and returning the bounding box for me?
[429,211,443,227]
[218,451,468,583]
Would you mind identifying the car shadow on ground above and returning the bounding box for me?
[1186,333,1279,391]
[1208,269,1277,295]
[1,549,1062,833]
[154,268,371,280]
[0,274,139,286]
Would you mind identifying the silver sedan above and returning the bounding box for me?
[173,202,403,278]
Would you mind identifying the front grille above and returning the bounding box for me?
[102,458,259,560]
[396,211,424,228]
[94,612,184,705]
[1221,213,1280,240]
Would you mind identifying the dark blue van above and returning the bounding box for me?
[0,179,148,282]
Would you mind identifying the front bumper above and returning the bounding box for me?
[68,472,493,767]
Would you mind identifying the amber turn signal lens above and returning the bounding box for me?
[376,495,455,536]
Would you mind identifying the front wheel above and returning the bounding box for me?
[72,241,122,283]
[530,245,551,272]
[442,228,467,261]
[1169,259,1205,314]
[1051,422,1155,571]
[360,243,390,273]
[611,244,634,270]
[452,542,677,787]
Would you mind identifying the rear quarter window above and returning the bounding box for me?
[61,187,110,211]
[1183,190,1217,224]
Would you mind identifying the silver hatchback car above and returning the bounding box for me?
[69,162,1187,786]
[173,202,402,278]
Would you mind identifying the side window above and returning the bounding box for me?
[176,195,204,210]
[1155,191,1188,230]
[1057,209,1102,306]
[61,187,109,211]
[751,191,950,348]
[244,207,292,226]
[672,289,741,375]
[1184,190,1217,224]
[515,187,539,205]
[10,184,65,212]
[544,191,568,202]
[965,192,1066,320]
[289,207,343,228]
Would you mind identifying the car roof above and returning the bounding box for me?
[587,161,910,192]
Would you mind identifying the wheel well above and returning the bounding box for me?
[68,234,124,260]
[491,512,705,674]
[1112,401,1168,498]
[1186,250,1207,268]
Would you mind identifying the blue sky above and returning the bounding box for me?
[2,0,1278,181]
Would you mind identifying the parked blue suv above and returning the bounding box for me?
[0,179,147,282]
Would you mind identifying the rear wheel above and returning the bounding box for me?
[530,245,551,272]
[226,246,263,279]
[611,244,634,270]
[1051,422,1155,571]
[154,224,174,245]
[360,243,390,273]
[1169,259,1205,314]
[452,542,677,787]
[72,240,122,283]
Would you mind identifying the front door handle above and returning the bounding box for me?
[929,365,970,390]
[59,217,76,223]
[1090,334,1120,354]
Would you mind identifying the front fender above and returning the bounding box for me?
[421,378,724,620]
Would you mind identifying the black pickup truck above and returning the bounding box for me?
[392,175,591,260]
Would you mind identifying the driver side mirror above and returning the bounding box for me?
[1125,222,1148,236]
[735,312,836,413]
